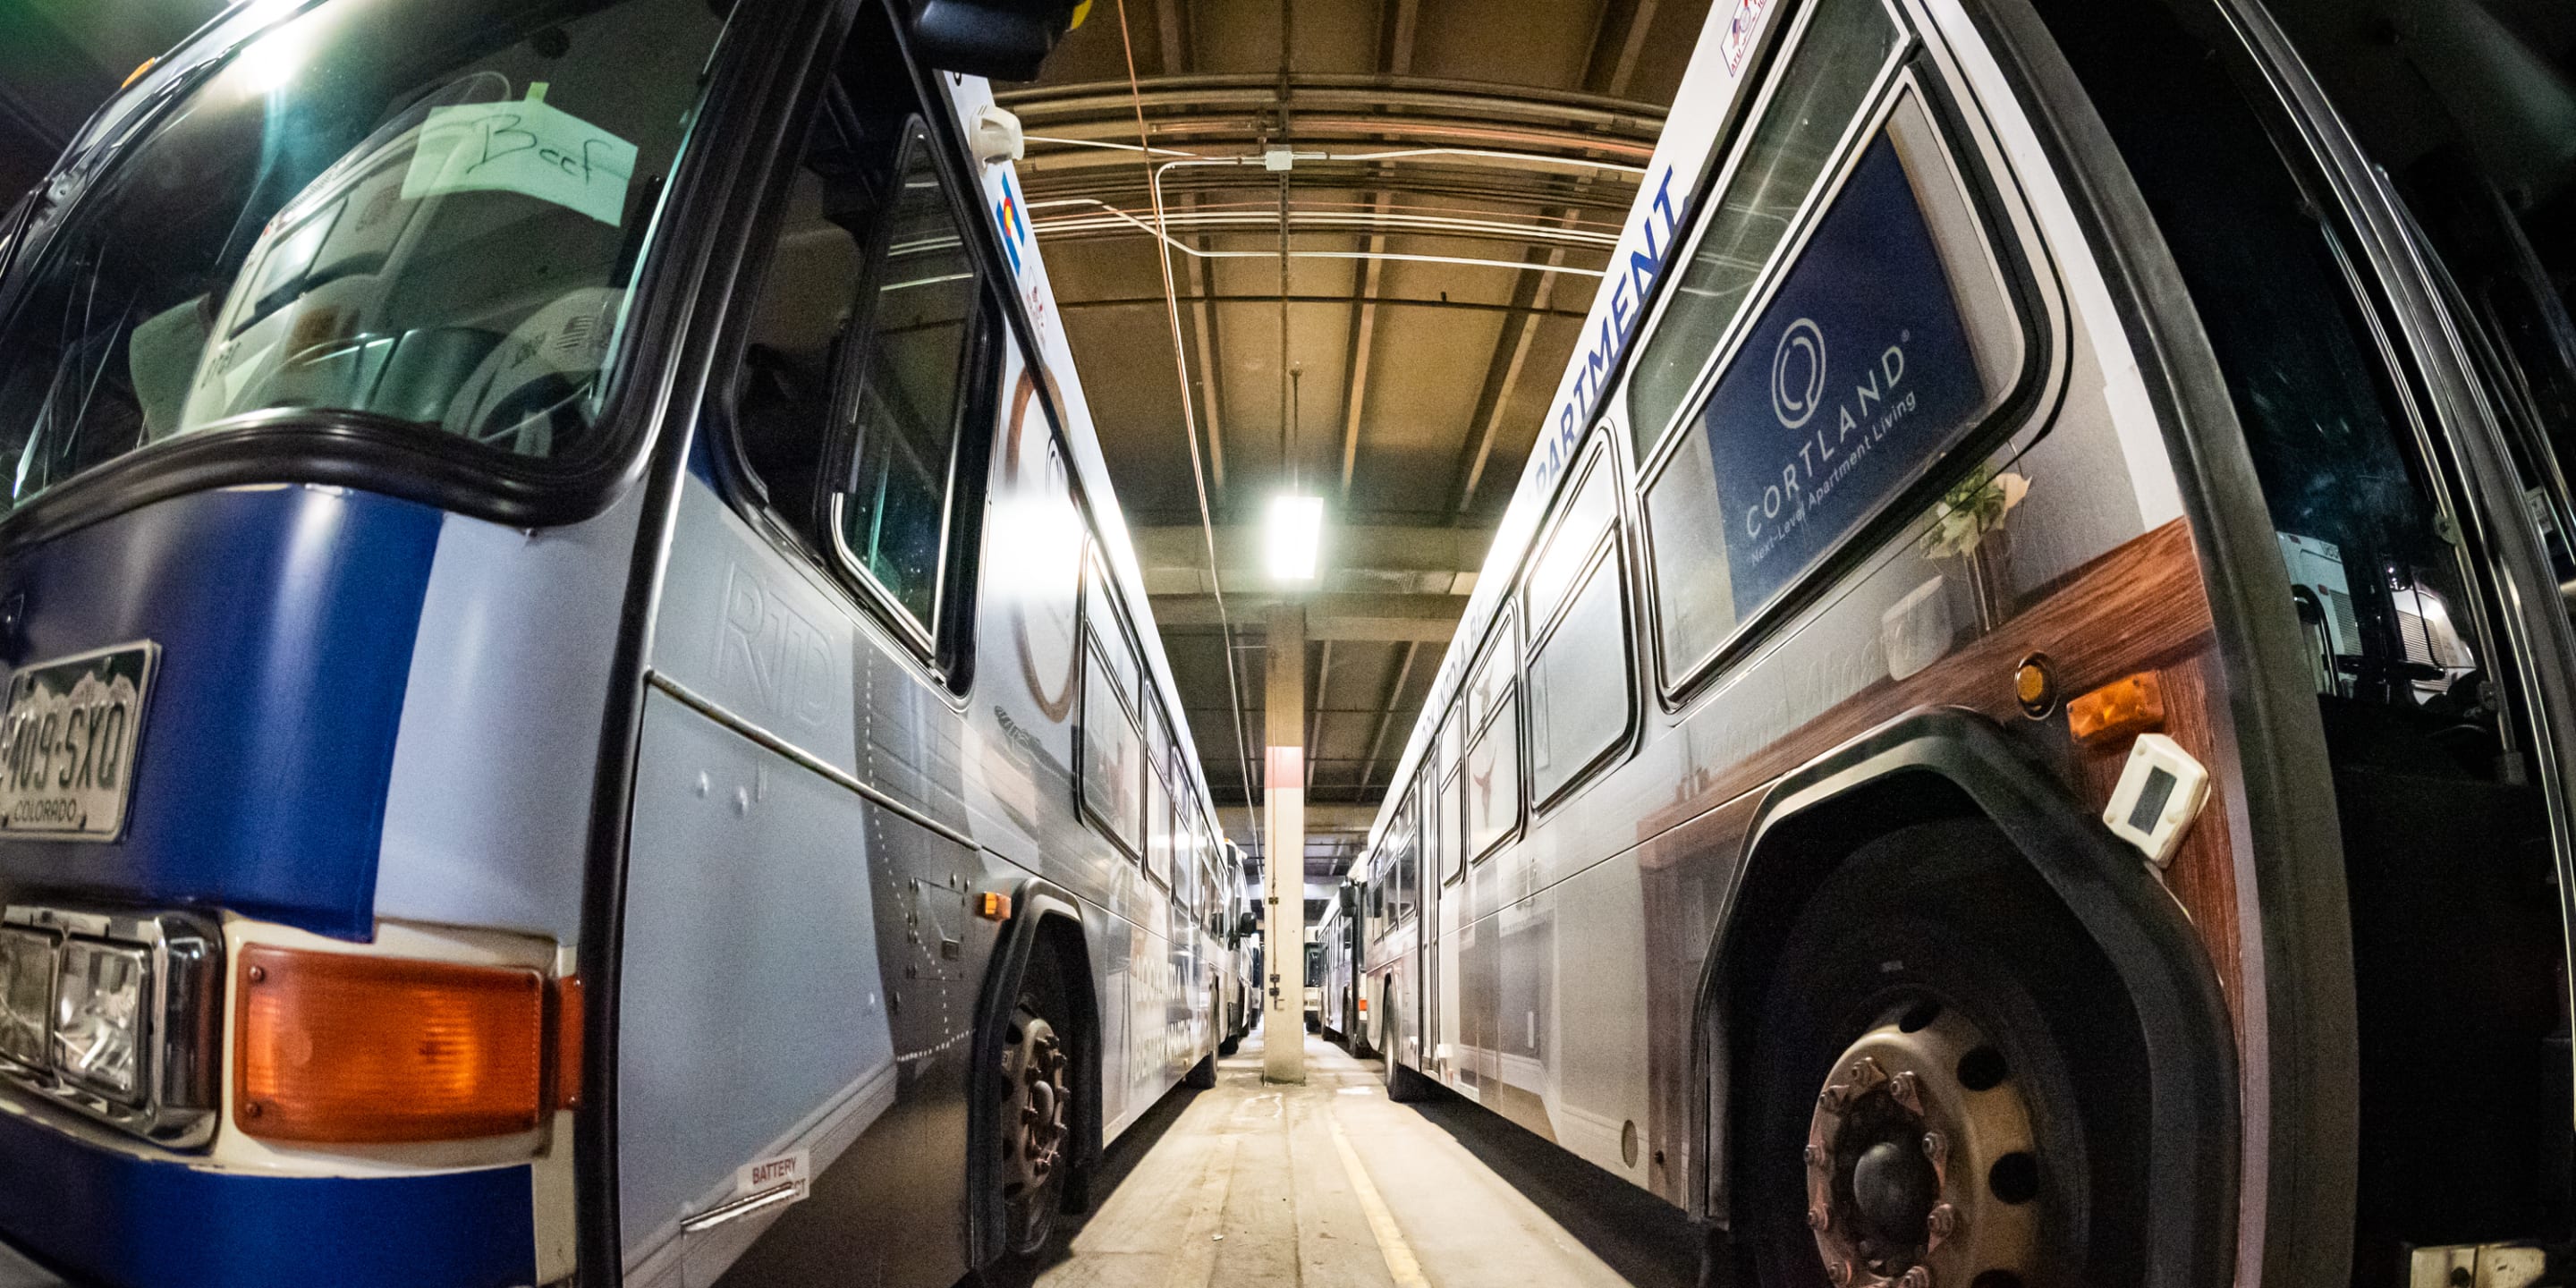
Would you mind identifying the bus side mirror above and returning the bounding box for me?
[1236,911,1259,939]
[907,0,1088,81]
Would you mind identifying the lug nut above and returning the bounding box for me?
[1807,1204,1830,1233]
[1920,1131,1947,1165]
[1899,1266,1933,1288]
[1928,1202,1957,1240]
[1803,1143,1826,1170]
[1888,1070,1923,1114]
[1826,1259,1853,1287]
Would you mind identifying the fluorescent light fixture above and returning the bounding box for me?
[1267,494,1324,582]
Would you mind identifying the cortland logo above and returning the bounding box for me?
[1769,318,1826,429]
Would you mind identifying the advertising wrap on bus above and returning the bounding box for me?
[1701,132,1982,615]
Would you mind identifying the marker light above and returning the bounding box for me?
[1267,494,1325,582]
[235,945,548,1143]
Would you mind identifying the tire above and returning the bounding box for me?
[1385,987,1433,1105]
[1380,984,1433,1102]
[1735,819,2150,1288]
[1217,1034,1241,1057]
[991,945,1078,1263]
[1184,1051,1217,1089]
[1386,1058,1435,1103]
[1348,992,1378,1059]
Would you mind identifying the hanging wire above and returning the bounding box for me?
[1114,0,1265,869]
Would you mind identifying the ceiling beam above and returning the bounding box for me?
[1021,113,1655,159]
[999,73,1666,127]
[1356,641,1423,795]
[1149,594,1464,641]
[1453,232,1573,513]
[1182,224,1229,491]
[1580,0,1665,99]
[1224,802,1380,835]
[1156,0,1188,77]
[1131,523,1491,578]
[1340,0,1422,502]
[1049,292,1594,322]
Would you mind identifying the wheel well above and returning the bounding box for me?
[969,885,1101,1268]
[1690,709,2238,1288]
[1716,771,1987,1063]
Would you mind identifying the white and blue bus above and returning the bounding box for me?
[0,1,1241,1285]
[1348,0,2576,1284]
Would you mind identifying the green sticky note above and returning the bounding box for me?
[401,95,636,226]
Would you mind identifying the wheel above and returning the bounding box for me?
[1184,1051,1217,1089]
[1380,985,1434,1102]
[1218,1034,1241,1057]
[1736,820,2149,1288]
[994,957,1076,1260]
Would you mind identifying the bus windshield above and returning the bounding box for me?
[0,0,726,514]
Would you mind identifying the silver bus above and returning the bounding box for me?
[1352,0,2576,1284]
[1315,883,1362,1049]
[0,1,1232,1285]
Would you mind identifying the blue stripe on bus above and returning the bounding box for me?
[0,1107,535,1287]
[0,486,441,939]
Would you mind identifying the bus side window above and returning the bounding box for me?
[1442,764,1465,885]
[1523,447,1632,805]
[1079,549,1147,858]
[1145,693,1175,886]
[727,101,995,665]
[1406,787,1422,920]
[1442,721,1462,891]
[1462,614,1523,861]
[828,123,991,641]
[1623,0,1902,459]
[1624,0,2024,688]
[1391,787,1419,927]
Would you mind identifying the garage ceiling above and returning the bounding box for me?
[1009,0,1710,877]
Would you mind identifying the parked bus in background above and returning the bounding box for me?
[1223,841,1262,1055]
[0,1,1233,1285]
[1314,884,1363,1050]
[1301,919,1327,1034]
[1351,0,2576,1284]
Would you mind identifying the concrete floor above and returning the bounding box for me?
[1021,1030,1698,1288]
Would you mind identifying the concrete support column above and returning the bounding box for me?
[1261,603,1307,1084]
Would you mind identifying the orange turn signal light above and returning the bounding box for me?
[976,892,1013,921]
[2068,672,2165,745]
[552,975,584,1113]
[235,945,551,1143]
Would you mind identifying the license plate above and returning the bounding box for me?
[0,643,159,841]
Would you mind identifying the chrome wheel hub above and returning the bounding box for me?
[1004,1009,1070,1204]
[1804,1004,2040,1288]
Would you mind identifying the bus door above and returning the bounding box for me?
[2043,0,2576,1264]
[611,14,1011,1285]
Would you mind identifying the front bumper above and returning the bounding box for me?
[0,1100,536,1288]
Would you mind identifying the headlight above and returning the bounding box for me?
[0,905,217,1147]
[0,927,55,1069]
[54,938,150,1104]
